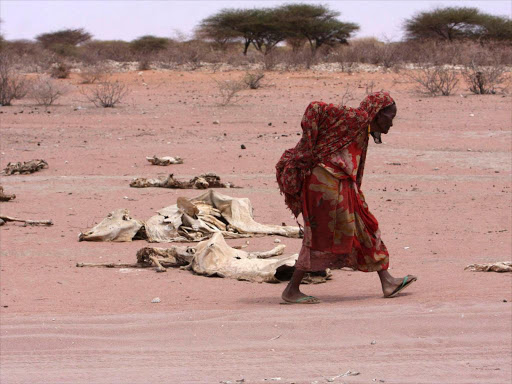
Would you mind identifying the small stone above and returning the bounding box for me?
[268,122,272,126]
[151,297,161,303]
[371,340,376,345]
[274,238,281,243]
[241,144,246,149]
[503,299,508,302]
[213,120,220,125]
[433,167,440,171]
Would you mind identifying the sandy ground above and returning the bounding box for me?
[0,70,511,384]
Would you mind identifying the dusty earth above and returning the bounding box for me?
[0,69,511,384]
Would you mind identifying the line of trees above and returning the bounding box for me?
[0,5,510,64]
[196,4,359,56]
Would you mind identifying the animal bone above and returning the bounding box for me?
[0,186,16,201]
[465,261,512,273]
[3,159,48,175]
[0,215,53,226]
[146,155,184,165]
[129,173,235,189]
[78,208,145,242]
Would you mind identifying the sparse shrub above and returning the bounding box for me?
[405,66,459,96]
[81,80,129,107]
[78,63,110,84]
[339,86,355,105]
[0,53,29,106]
[215,78,246,105]
[30,75,70,106]
[50,62,70,78]
[243,71,264,89]
[462,62,508,94]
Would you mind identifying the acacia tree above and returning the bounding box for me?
[278,4,359,56]
[130,35,169,69]
[197,8,286,55]
[36,28,92,48]
[196,12,240,51]
[404,7,512,42]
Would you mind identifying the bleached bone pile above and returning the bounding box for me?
[0,186,16,202]
[130,173,235,189]
[79,190,300,242]
[465,261,512,273]
[146,155,184,165]
[3,159,48,175]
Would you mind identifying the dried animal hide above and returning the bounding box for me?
[78,208,145,242]
[0,186,16,201]
[77,233,331,284]
[79,191,300,243]
[465,261,512,273]
[145,190,300,242]
[130,173,234,189]
[146,155,184,166]
[190,233,298,283]
[136,245,196,272]
[3,159,48,175]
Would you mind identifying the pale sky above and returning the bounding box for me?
[1,0,510,42]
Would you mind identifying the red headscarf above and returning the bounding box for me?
[276,91,395,217]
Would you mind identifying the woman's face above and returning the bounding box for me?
[374,104,397,134]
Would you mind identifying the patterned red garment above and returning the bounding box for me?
[276,91,394,272]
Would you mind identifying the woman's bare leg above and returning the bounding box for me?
[281,269,320,303]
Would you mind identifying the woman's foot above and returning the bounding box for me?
[281,285,321,304]
[281,269,320,304]
[379,272,417,298]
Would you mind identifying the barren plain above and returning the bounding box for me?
[0,70,511,384]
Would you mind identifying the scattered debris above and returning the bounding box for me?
[269,334,282,341]
[0,215,53,226]
[2,159,48,175]
[146,155,184,166]
[327,371,360,382]
[130,173,235,189]
[151,297,161,303]
[0,186,16,202]
[465,261,512,273]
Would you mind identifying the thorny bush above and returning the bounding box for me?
[81,80,129,107]
[30,75,70,106]
[405,66,459,96]
[0,53,29,106]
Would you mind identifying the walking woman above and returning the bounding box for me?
[276,92,417,304]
